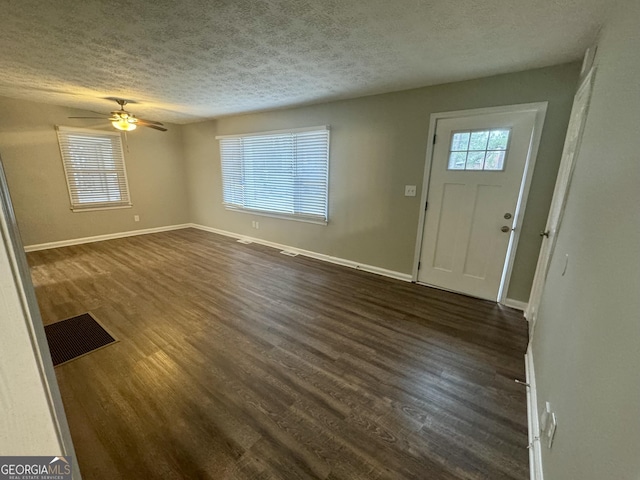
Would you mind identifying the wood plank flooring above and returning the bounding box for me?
[28,228,529,479]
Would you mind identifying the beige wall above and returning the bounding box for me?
[0,64,579,302]
[183,63,580,301]
[532,0,640,478]
[0,96,189,246]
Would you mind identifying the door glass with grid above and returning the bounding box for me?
[448,129,511,171]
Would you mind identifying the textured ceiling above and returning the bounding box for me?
[0,0,610,123]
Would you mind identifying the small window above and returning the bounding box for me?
[447,128,511,171]
[56,127,132,211]
[217,127,329,224]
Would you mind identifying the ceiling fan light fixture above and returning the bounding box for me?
[111,118,137,131]
[68,99,166,132]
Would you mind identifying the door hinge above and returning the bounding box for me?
[418,261,421,270]
[425,200,428,210]
[433,134,437,144]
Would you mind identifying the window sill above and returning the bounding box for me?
[224,205,327,225]
[71,204,133,213]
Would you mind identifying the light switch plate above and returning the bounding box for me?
[405,185,417,197]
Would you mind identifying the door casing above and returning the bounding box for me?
[412,102,548,305]
[526,69,595,332]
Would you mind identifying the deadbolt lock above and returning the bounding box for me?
[504,213,512,219]
[501,226,510,233]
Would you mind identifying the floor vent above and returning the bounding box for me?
[237,239,252,244]
[44,313,118,367]
[280,250,299,257]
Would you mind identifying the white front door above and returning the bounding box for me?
[417,109,537,301]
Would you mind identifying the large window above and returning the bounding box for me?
[56,126,132,211]
[217,126,329,224]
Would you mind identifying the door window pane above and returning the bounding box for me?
[469,131,489,150]
[487,129,510,150]
[451,132,470,151]
[448,151,467,170]
[466,151,485,170]
[485,151,506,170]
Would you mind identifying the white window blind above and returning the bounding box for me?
[56,126,132,211]
[218,127,329,223]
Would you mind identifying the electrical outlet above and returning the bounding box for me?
[134,215,140,222]
[251,221,255,228]
[404,185,417,197]
[255,221,259,229]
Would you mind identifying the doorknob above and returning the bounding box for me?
[504,213,512,219]
[540,230,550,238]
[501,226,510,233]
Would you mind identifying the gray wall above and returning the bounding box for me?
[532,0,640,478]
[0,96,189,246]
[183,63,580,301]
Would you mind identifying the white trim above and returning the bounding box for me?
[215,125,329,140]
[412,113,438,280]
[223,205,328,225]
[23,224,190,252]
[412,102,548,303]
[0,157,80,473]
[502,298,528,311]
[71,204,132,213]
[526,68,595,325]
[525,345,544,480]
[189,223,412,282]
[23,222,413,283]
[498,104,548,303]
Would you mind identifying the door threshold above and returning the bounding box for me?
[415,281,498,304]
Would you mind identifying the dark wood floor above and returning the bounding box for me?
[28,228,529,480]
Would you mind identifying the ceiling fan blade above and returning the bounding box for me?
[136,118,165,126]
[68,116,111,119]
[139,123,168,132]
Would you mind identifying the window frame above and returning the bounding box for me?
[56,126,133,212]
[447,127,513,172]
[216,126,330,225]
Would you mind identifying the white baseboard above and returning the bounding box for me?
[23,224,191,252]
[189,223,412,282]
[525,345,544,480]
[503,298,528,311]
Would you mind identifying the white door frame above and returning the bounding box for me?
[526,68,595,329]
[412,102,548,305]
[0,156,80,474]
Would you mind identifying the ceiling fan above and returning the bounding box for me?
[69,98,167,132]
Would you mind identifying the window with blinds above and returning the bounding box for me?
[217,127,329,224]
[56,126,132,211]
